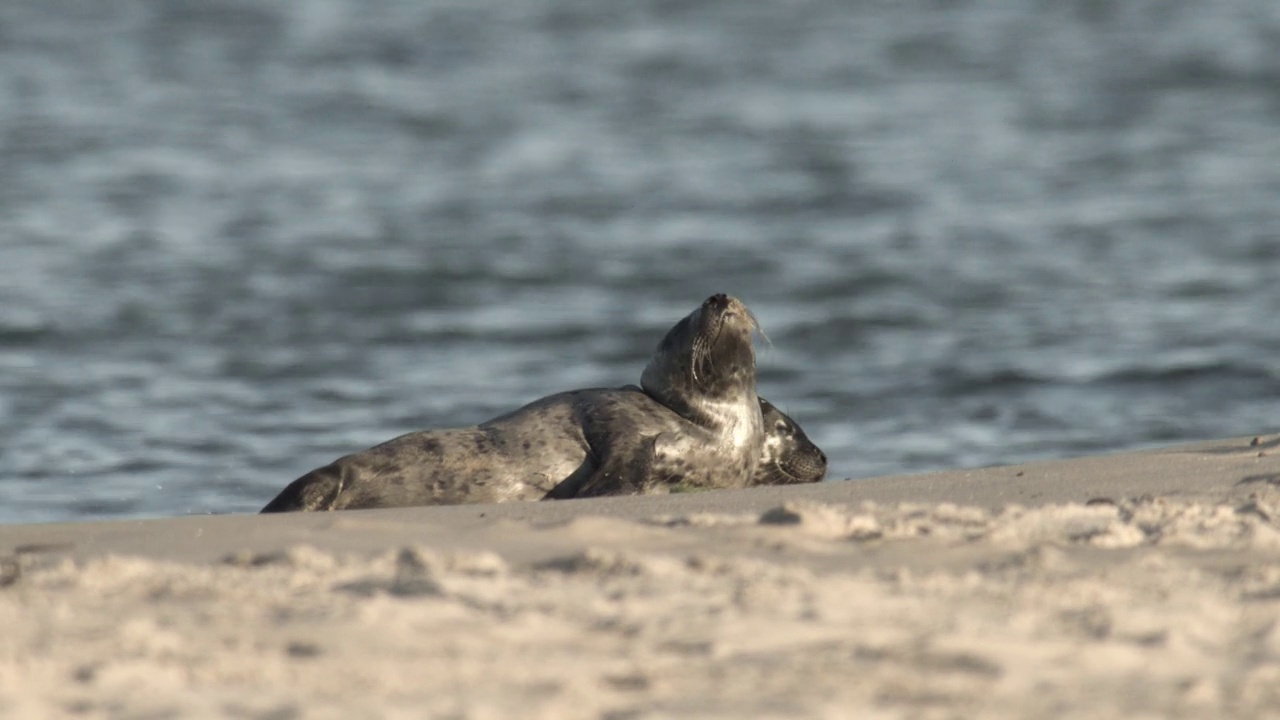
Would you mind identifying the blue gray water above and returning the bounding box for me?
[2,0,1278,524]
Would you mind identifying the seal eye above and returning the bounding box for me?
[775,420,790,434]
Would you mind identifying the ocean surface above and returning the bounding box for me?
[1,0,1278,524]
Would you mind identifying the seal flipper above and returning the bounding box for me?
[566,434,665,498]
[541,455,599,500]
[260,462,347,512]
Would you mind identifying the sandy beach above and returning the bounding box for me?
[3,435,1279,719]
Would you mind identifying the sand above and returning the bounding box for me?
[2,435,1279,719]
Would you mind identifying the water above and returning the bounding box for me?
[1,0,1278,524]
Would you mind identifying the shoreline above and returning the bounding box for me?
[2,434,1279,718]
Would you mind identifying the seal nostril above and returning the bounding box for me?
[704,293,728,308]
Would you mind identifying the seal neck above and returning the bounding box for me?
[640,292,761,429]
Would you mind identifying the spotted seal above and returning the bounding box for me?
[259,390,823,511]
[261,294,790,512]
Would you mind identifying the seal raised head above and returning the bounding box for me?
[260,294,776,512]
[640,294,761,428]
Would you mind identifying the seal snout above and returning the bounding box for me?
[703,293,730,309]
[700,293,755,329]
[702,293,745,318]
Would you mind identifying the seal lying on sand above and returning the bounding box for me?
[262,294,810,512]
[261,390,825,512]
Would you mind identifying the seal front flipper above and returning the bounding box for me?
[260,462,348,512]
[567,434,668,498]
[541,454,599,500]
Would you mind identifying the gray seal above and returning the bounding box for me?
[261,294,784,512]
[260,390,824,511]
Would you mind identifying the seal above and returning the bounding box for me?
[752,397,827,486]
[259,389,823,512]
[260,294,774,512]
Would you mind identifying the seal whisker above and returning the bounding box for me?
[692,318,730,389]
[690,334,708,385]
[699,323,725,388]
[754,322,771,348]
[740,307,768,347]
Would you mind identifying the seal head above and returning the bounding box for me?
[641,293,761,423]
[753,398,827,485]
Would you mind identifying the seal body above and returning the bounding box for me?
[261,294,773,512]
[260,388,824,512]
